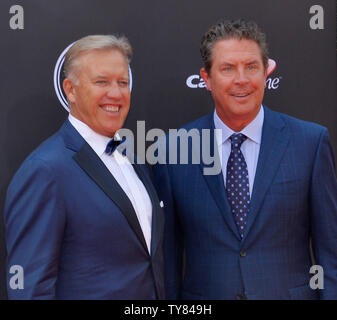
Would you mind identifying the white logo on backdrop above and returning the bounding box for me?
[53,42,133,112]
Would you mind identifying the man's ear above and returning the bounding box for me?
[63,78,76,104]
[200,68,211,91]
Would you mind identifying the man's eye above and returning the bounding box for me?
[221,66,234,73]
[247,65,258,70]
[96,80,108,85]
[119,81,129,87]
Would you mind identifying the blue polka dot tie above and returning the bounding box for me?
[226,133,250,239]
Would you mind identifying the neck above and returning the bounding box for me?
[225,121,249,132]
[216,107,261,132]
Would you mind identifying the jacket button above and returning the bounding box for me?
[240,251,246,257]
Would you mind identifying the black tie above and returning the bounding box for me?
[105,137,126,155]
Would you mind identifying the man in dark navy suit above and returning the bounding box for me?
[153,19,337,299]
[5,35,164,299]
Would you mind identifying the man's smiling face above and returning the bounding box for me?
[64,48,130,137]
[201,38,268,131]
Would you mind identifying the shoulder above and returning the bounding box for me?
[156,113,213,147]
[8,134,61,182]
[180,113,214,131]
[266,106,328,140]
[7,126,73,191]
[24,131,66,166]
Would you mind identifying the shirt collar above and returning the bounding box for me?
[213,105,264,146]
[68,114,120,156]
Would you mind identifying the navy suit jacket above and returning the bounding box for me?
[152,106,337,300]
[5,120,165,299]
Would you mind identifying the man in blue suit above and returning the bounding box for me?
[5,35,164,299]
[152,19,337,299]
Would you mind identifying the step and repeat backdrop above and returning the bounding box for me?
[0,0,336,299]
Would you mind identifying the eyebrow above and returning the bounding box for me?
[219,60,260,67]
[92,75,129,80]
[246,60,260,65]
[220,62,235,67]
[92,75,108,80]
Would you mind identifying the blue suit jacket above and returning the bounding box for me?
[152,106,337,300]
[5,120,165,299]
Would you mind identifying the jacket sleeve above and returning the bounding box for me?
[309,128,337,299]
[152,160,184,300]
[4,158,66,300]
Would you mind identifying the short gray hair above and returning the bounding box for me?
[200,19,269,73]
[64,34,133,83]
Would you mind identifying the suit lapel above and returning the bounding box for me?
[60,121,149,255]
[242,107,290,241]
[198,115,241,240]
[201,168,242,240]
[132,161,164,257]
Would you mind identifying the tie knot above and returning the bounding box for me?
[105,137,126,155]
[229,133,247,149]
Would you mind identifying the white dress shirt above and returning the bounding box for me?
[214,106,264,196]
[68,114,153,254]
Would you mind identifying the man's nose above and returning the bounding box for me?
[234,68,249,84]
[106,83,123,99]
